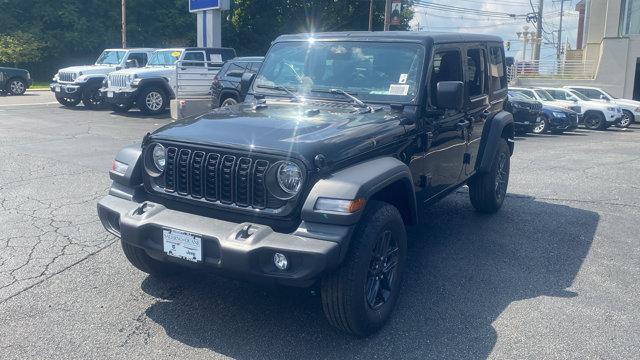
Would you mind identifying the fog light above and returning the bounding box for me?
[273,252,288,270]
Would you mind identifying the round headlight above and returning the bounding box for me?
[152,144,166,171]
[277,161,303,195]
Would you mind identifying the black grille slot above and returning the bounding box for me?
[220,155,236,204]
[177,149,191,195]
[252,160,269,208]
[153,145,294,211]
[205,153,220,201]
[190,151,206,198]
[165,147,178,192]
[236,158,252,207]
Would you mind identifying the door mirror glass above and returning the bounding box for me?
[436,81,464,111]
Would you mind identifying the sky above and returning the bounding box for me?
[409,0,580,62]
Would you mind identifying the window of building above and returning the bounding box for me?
[621,0,640,35]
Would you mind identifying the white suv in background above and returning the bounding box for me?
[564,86,640,127]
[510,87,582,112]
[50,48,155,109]
[540,87,624,130]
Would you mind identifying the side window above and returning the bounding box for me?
[183,51,205,67]
[548,90,566,100]
[430,50,462,107]
[466,48,487,98]
[128,53,147,67]
[489,46,507,92]
[223,62,246,78]
[585,88,603,99]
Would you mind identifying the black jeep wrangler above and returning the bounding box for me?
[98,32,514,336]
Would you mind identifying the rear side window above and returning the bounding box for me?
[489,46,507,92]
[576,88,602,99]
[466,48,487,98]
[183,51,205,67]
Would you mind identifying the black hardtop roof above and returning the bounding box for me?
[274,31,503,45]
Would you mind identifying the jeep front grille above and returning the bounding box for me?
[109,74,129,88]
[59,72,75,82]
[152,145,288,211]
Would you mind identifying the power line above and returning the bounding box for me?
[413,1,529,19]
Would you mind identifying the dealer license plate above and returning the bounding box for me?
[107,91,114,98]
[55,86,60,92]
[163,228,202,263]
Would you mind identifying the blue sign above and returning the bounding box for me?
[189,0,219,12]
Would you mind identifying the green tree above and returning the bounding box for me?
[0,32,43,65]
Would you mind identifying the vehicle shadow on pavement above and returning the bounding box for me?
[140,193,598,359]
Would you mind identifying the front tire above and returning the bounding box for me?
[220,96,238,107]
[121,240,180,277]
[7,78,27,95]
[583,112,606,130]
[321,201,406,336]
[138,86,167,115]
[55,94,81,107]
[469,138,510,213]
[82,84,105,109]
[532,115,547,134]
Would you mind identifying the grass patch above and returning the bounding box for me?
[30,81,50,90]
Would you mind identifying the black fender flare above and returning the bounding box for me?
[110,144,143,187]
[219,89,240,105]
[301,157,418,227]
[137,78,175,99]
[477,110,514,173]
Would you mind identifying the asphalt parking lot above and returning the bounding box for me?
[1,91,639,359]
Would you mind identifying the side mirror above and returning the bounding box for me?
[125,59,138,68]
[436,81,464,111]
[226,70,244,78]
[600,94,609,101]
[240,72,256,96]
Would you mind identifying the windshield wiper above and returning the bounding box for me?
[324,88,375,113]
[256,84,303,102]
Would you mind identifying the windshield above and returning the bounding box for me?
[254,41,425,103]
[509,91,533,100]
[148,50,182,66]
[567,89,590,101]
[534,89,556,101]
[96,50,126,65]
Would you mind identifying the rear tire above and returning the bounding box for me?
[121,240,180,276]
[137,86,167,115]
[81,84,105,109]
[7,78,27,95]
[321,201,406,336]
[55,94,81,107]
[583,112,606,130]
[468,138,510,213]
[619,110,633,128]
[220,96,238,107]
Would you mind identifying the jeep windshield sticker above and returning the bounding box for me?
[388,84,409,96]
[171,51,181,57]
[398,74,408,84]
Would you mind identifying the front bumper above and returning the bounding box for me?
[50,82,84,98]
[97,195,346,286]
[548,115,578,131]
[100,88,138,106]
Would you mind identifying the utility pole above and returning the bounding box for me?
[384,0,391,31]
[534,0,544,61]
[557,0,566,60]
[369,0,374,31]
[121,0,127,48]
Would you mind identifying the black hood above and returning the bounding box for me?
[150,100,409,166]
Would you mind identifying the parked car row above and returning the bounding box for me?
[506,85,638,133]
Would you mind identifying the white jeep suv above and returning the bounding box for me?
[564,86,640,127]
[100,47,236,115]
[50,48,155,109]
[540,87,624,130]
